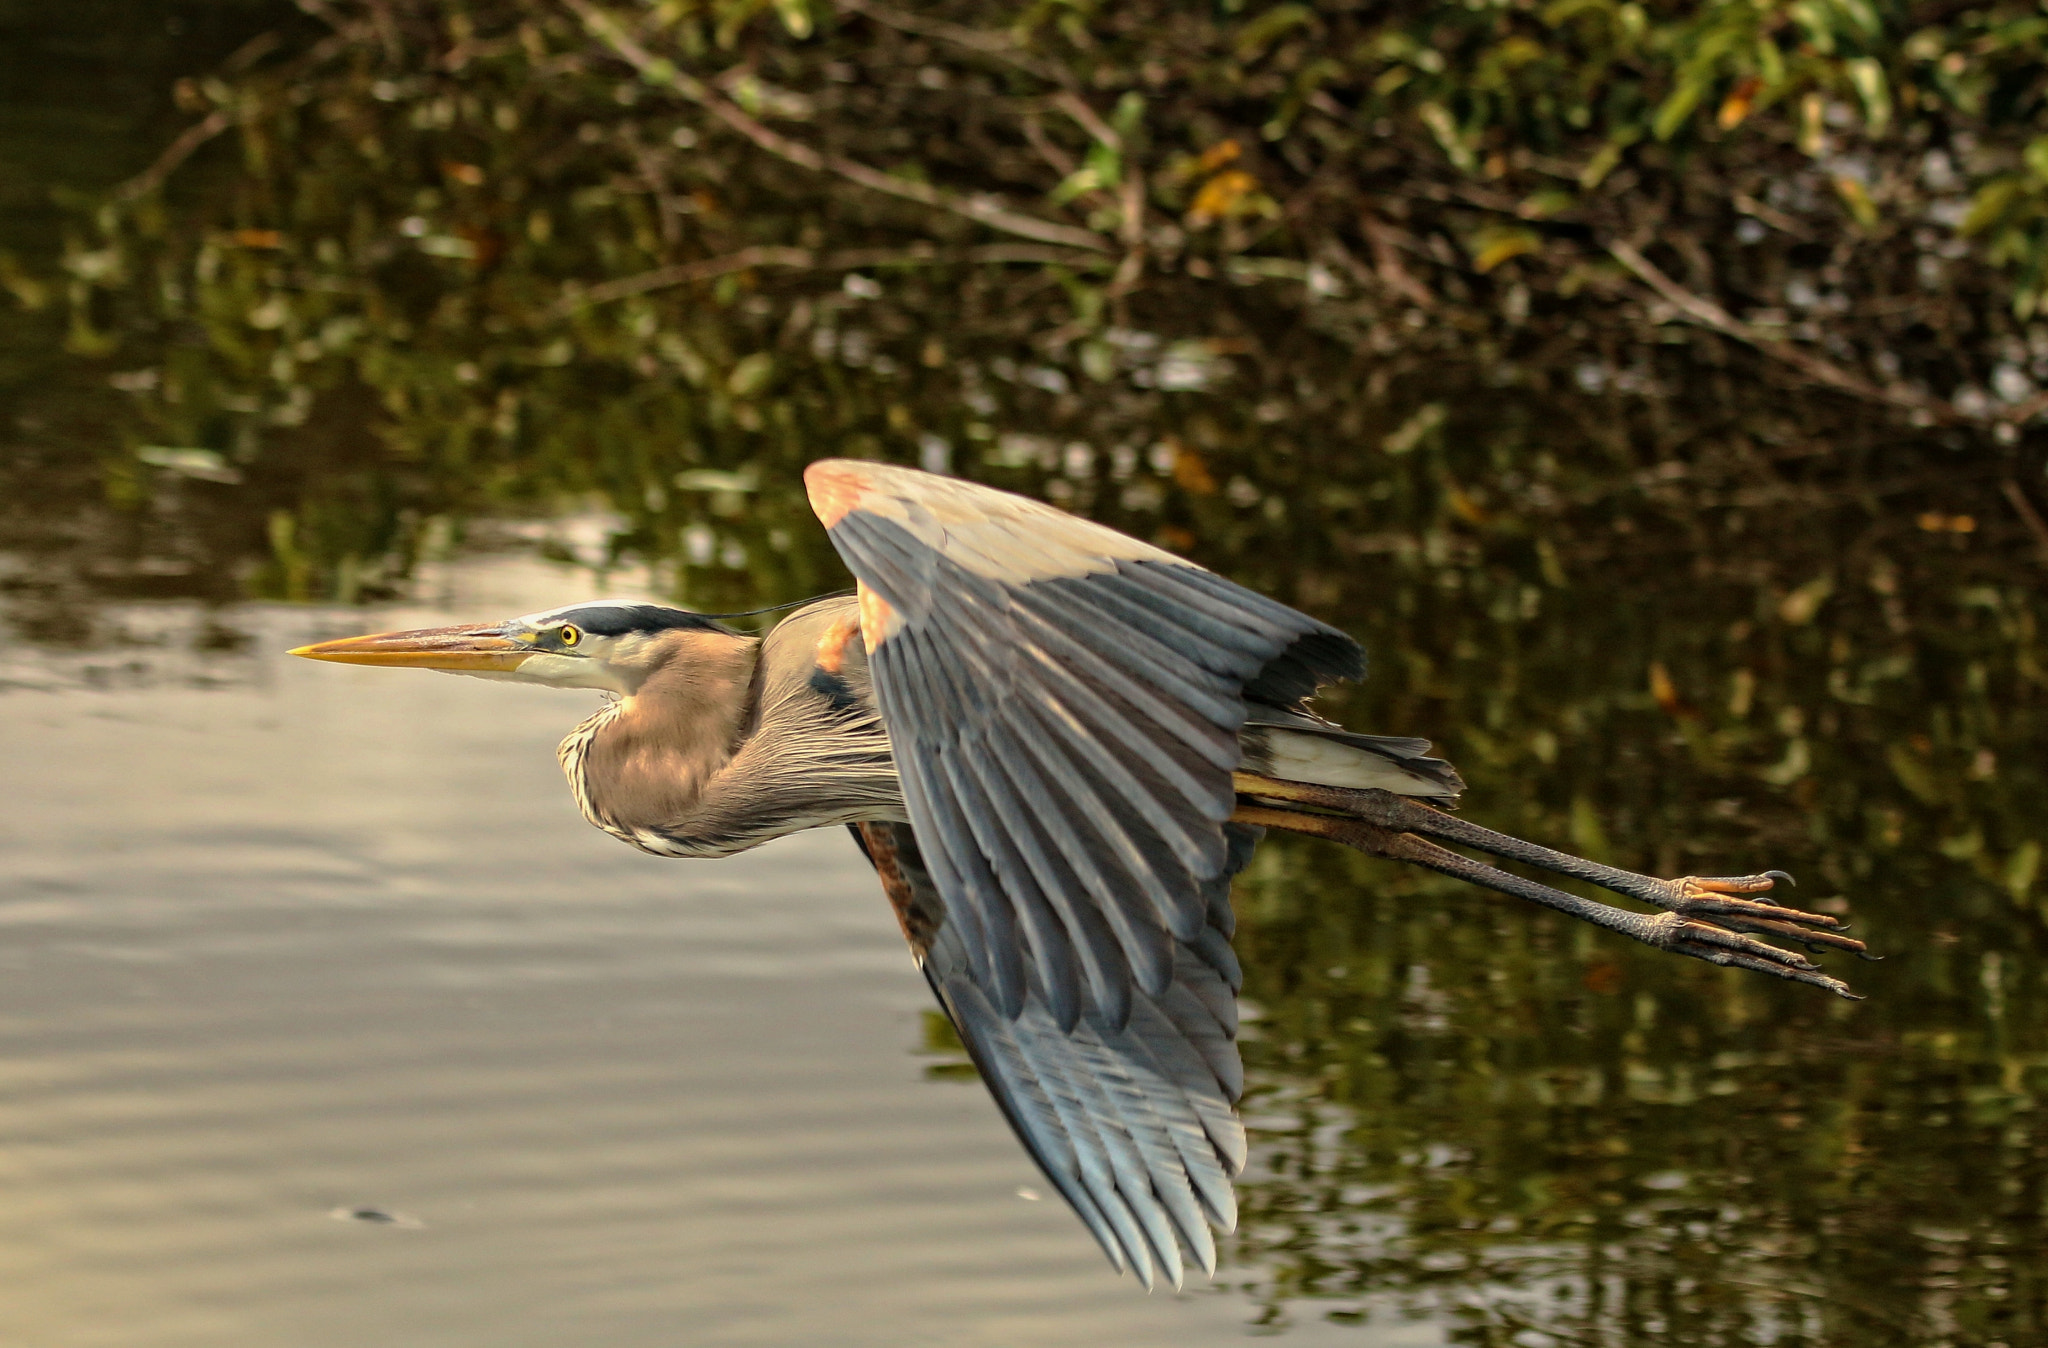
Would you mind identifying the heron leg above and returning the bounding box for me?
[1232,804,1860,998]
[1232,774,1869,961]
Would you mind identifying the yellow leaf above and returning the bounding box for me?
[1170,443,1217,495]
[1717,77,1760,130]
[1834,177,1878,229]
[1778,574,1835,624]
[1473,227,1542,272]
[1188,170,1258,222]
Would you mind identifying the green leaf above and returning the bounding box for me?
[2025,136,2048,182]
[1049,165,1105,206]
[1960,178,2024,237]
[1579,135,1633,188]
[1845,57,1890,135]
[1652,74,1708,141]
[771,0,812,40]
[1418,102,1476,172]
[1235,3,1314,59]
[728,351,774,397]
[1111,91,1145,141]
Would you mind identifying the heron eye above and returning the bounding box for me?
[558,625,581,647]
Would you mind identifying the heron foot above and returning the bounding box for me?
[1655,873,1873,961]
[1643,911,1861,998]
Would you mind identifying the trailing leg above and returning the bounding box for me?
[1234,774,1869,959]
[1231,799,1862,999]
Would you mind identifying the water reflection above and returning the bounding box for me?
[2,3,2045,1345]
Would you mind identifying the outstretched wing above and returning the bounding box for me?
[805,459,1360,1034]
[852,820,1259,1289]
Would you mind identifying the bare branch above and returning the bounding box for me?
[831,0,1066,84]
[1608,240,1958,423]
[1050,91,1120,152]
[2001,479,2048,564]
[1019,113,1077,178]
[552,242,1108,316]
[566,0,1110,254]
[116,109,235,201]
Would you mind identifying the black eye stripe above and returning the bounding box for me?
[533,604,737,637]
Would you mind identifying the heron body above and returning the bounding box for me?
[293,460,1865,1289]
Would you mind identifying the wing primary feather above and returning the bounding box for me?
[1020,1030,1161,1289]
[937,755,1085,1030]
[1113,1011,1233,1265]
[1000,636,1235,828]
[913,594,1236,823]
[1205,823,1264,939]
[1150,981,1245,1140]
[903,603,1236,893]
[1007,586,1248,728]
[1008,578,1259,701]
[1122,1012,1228,1237]
[1189,926,1243,997]
[1046,568,1295,668]
[1004,616,1241,777]
[937,973,1127,1271]
[894,612,1004,732]
[1113,561,1307,642]
[1082,1030,1213,1275]
[1057,1033,1188,1288]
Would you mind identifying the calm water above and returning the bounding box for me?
[3,5,2045,1346]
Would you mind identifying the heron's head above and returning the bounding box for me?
[288,601,744,696]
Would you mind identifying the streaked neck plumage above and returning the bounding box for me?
[558,599,906,858]
[560,627,761,854]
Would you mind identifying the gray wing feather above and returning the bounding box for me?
[861,819,1263,1289]
[1241,704,1466,797]
[811,463,1360,1035]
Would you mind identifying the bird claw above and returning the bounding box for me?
[1653,914,1864,999]
[1660,873,1873,962]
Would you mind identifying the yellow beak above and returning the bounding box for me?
[288,624,533,672]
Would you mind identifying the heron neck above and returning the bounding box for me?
[567,629,761,840]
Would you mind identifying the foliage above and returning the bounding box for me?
[5,2,2048,1341]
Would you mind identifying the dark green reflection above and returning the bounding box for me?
[2,4,2045,1344]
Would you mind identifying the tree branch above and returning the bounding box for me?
[1607,240,1959,424]
[116,109,235,201]
[2001,479,2048,564]
[552,242,1108,316]
[831,0,1066,84]
[565,0,1110,254]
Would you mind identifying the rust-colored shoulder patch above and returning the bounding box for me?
[856,581,902,651]
[804,460,870,529]
[814,611,862,675]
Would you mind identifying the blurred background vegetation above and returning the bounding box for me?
[3,0,2047,1342]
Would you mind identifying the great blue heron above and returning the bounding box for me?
[291,459,1866,1289]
